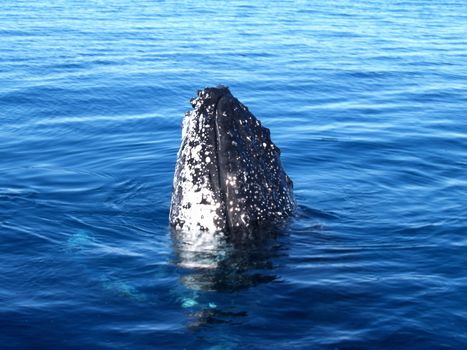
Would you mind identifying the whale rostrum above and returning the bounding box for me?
[169,86,295,238]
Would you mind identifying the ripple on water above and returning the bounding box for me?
[1,0,467,349]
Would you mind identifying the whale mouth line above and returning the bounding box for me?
[212,92,231,234]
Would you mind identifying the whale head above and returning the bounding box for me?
[169,86,295,242]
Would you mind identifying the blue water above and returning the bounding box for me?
[1,0,467,348]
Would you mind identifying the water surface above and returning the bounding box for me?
[1,0,467,349]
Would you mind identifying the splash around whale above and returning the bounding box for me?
[169,86,295,241]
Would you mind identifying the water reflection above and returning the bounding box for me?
[171,228,287,329]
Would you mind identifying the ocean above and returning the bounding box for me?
[1,0,466,349]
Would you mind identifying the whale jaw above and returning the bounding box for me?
[170,86,295,239]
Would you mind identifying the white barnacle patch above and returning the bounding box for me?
[170,103,225,243]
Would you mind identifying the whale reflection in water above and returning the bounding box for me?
[171,227,286,330]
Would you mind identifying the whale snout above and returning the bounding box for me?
[170,86,295,238]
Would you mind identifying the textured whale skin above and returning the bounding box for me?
[169,86,295,239]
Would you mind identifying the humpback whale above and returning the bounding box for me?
[169,86,295,239]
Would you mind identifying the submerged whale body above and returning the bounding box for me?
[169,86,295,239]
